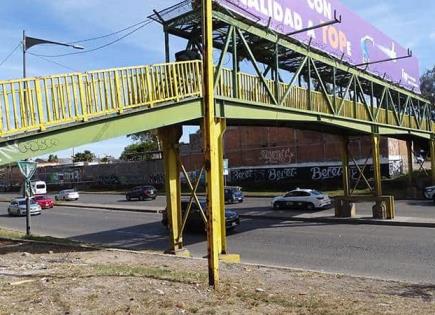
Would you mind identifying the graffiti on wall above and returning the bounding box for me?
[259,148,294,165]
[230,162,401,185]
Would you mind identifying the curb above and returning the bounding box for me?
[55,202,163,214]
[239,214,435,228]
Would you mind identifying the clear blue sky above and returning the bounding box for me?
[0,0,433,159]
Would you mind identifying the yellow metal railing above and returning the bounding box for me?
[0,60,202,137]
[0,60,430,138]
[216,69,432,132]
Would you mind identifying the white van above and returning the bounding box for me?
[31,181,47,195]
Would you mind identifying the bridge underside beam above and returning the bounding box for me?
[0,100,202,166]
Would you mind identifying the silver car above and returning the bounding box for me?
[8,198,42,216]
[55,189,80,201]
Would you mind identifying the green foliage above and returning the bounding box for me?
[120,141,159,161]
[121,130,160,161]
[421,66,435,103]
[73,150,95,163]
[100,156,110,163]
[47,154,58,163]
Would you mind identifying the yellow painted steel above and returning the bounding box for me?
[341,136,350,197]
[0,60,202,137]
[431,137,435,185]
[371,134,382,196]
[159,126,186,254]
[202,0,223,288]
[407,140,413,185]
[217,118,227,255]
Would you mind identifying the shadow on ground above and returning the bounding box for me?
[0,240,94,255]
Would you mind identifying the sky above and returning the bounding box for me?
[0,0,434,159]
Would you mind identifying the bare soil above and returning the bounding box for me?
[0,240,433,315]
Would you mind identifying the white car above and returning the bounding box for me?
[55,189,80,201]
[271,189,332,210]
[423,186,435,201]
[8,198,42,216]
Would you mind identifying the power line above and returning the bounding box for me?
[27,52,79,72]
[67,19,150,45]
[0,43,21,67]
[32,20,153,58]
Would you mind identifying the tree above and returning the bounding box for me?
[421,66,435,103]
[120,130,160,161]
[47,154,58,163]
[120,141,159,161]
[100,156,110,163]
[73,150,95,163]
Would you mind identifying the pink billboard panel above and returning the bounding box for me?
[215,0,421,93]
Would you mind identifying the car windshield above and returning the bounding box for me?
[18,200,36,206]
[33,196,43,200]
[64,190,75,193]
[311,190,322,196]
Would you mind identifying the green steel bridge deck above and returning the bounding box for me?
[0,4,432,165]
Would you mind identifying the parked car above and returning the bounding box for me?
[224,186,244,204]
[271,189,331,210]
[55,189,79,201]
[8,198,42,216]
[126,186,157,201]
[161,200,240,232]
[423,186,435,202]
[32,195,55,209]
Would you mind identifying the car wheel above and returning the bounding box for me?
[126,195,131,201]
[306,203,315,210]
[273,202,280,210]
[7,209,12,216]
[432,196,435,204]
[55,196,58,201]
[139,195,145,201]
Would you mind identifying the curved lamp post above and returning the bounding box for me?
[22,30,84,78]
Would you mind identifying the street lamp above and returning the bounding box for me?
[22,30,84,78]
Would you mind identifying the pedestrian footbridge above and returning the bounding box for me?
[0,58,432,166]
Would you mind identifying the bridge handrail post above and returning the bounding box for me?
[172,63,180,101]
[77,74,88,121]
[35,80,46,131]
[114,71,124,114]
[145,66,154,107]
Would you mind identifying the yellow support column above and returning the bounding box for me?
[371,133,386,219]
[217,119,240,264]
[159,126,189,257]
[341,136,351,197]
[407,140,413,185]
[336,135,355,217]
[431,137,435,185]
[372,134,382,197]
[202,0,226,288]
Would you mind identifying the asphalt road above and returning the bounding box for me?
[0,196,434,284]
[2,192,434,219]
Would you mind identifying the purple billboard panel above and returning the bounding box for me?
[215,0,420,93]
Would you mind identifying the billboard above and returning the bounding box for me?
[214,0,421,92]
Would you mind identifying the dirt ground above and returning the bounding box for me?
[0,240,433,315]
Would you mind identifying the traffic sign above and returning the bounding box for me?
[17,161,37,180]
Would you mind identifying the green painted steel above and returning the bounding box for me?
[0,5,433,166]
[0,100,202,166]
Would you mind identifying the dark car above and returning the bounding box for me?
[125,185,157,201]
[224,186,244,204]
[161,200,240,232]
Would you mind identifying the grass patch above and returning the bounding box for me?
[92,264,207,284]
